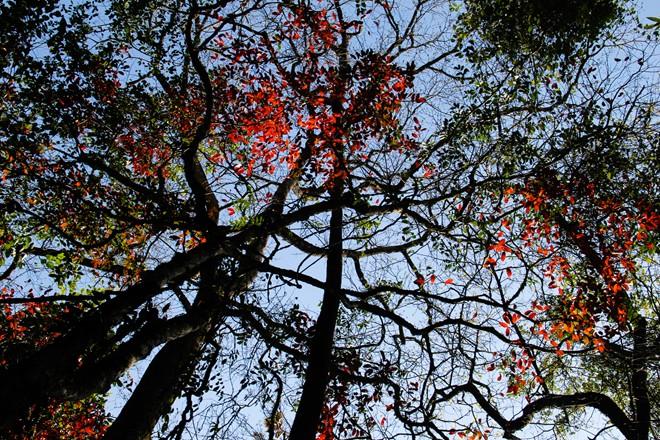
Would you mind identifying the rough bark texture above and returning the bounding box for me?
[103,329,207,440]
[102,232,225,440]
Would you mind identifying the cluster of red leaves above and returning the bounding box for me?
[1,289,109,439]
[223,76,297,177]
[282,5,342,51]
[200,3,418,188]
[503,346,544,394]
[10,400,109,440]
[481,173,657,395]
[91,71,120,105]
[0,288,76,364]
[316,405,336,440]
[116,131,172,178]
[485,301,549,395]
[503,174,658,352]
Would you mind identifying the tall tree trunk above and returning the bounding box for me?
[103,261,220,440]
[289,185,344,440]
[631,317,650,440]
[103,329,207,440]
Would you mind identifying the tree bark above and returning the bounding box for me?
[103,329,207,440]
[289,187,343,440]
[0,241,224,429]
[103,257,222,440]
[631,317,650,440]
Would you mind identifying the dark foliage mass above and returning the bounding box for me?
[458,0,622,60]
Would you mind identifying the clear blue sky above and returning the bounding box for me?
[639,0,658,21]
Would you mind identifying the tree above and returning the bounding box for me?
[1,290,110,439]
[0,0,657,439]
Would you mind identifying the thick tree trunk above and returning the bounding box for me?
[0,240,225,429]
[103,329,207,440]
[289,190,343,440]
[103,260,221,440]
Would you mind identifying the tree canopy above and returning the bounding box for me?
[0,0,658,439]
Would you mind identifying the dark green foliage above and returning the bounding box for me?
[458,0,623,62]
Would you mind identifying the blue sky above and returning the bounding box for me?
[639,0,658,21]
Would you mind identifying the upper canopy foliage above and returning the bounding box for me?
[457,0,624,63]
